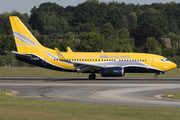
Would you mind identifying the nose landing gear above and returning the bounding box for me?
[89,73,96,80]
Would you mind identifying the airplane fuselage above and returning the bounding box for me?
[15,51,176,74]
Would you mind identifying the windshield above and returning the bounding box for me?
[161,58,168,62]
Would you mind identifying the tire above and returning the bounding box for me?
[154,76,158,80]
[89,74,96,80]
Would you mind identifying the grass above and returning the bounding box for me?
[0,67,180,77]
[0,67,90,77]
[0,90,180,120]
[162,92,180,99]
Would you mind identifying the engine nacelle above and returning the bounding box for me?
[101,67,124,77]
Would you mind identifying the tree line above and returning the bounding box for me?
[0,0,180,66]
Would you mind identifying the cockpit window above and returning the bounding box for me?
[161,58,168,62]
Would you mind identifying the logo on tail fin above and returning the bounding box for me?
[13,31,38,47]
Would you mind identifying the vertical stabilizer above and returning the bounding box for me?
[9,16,42,54]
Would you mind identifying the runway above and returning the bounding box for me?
[0,77,180,107]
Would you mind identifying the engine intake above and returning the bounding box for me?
[101,67,124,77]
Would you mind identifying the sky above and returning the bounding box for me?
[0,0,179,16]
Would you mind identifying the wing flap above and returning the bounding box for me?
[72,61,105,73]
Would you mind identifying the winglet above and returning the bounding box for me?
[55,47,67,61]
[67,47,73,52]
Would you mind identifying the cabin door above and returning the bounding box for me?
[151,57,155,66]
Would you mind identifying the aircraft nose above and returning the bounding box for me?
[171,62,177,69]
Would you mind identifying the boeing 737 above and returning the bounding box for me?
[8,16,177,79]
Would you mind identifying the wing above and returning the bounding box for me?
[54,47,66,61]
[54,47,105,73]
[67,47,73,53]
[71,61,105,73]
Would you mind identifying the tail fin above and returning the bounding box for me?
[9,16,42,54]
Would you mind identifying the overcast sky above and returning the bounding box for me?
[1,0,179,16]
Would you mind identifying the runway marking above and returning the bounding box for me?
[83,87,100,96]
[20,95,159,100]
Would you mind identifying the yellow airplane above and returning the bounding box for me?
[8,16,177,79]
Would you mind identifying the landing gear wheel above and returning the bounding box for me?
[89,73,96,80]
[154,74,158,80]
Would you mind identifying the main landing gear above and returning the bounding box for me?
[154,73,158,80]
[89,73,96,80]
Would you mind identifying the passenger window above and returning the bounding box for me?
[80,59,81,61]
[93,59,94,61]
[72,59,73,61]
[85,59,86,61]
[87,59,89,61]
[77,59,79,61]
[101,59,103,61]
[82,59,84,61]
[95,59,97,61]
[74,59,76,61]
[98,59,100,61]
[142,60,144,62]
[90,59,91,61]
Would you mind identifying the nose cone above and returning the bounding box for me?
[171,62,177,69]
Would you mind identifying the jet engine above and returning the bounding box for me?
[101,67,124,77]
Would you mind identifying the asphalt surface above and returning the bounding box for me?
[0,77,180,107]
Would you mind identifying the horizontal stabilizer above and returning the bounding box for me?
[5,51,32,58]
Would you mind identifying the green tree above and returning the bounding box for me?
[106,5,123,30]
[56,18,68,33]
[57,40,75,52]
[80,32,105,52]
[117,28,130,39]
[80,22,95,33]
[127,12,137,29]
[36,35,51,48]
[162,48,176,57]
[144,37,161,54]
[100,22,114,39]
[113,38,133,52]
[38,11,58,32]
[138,8,169,34]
